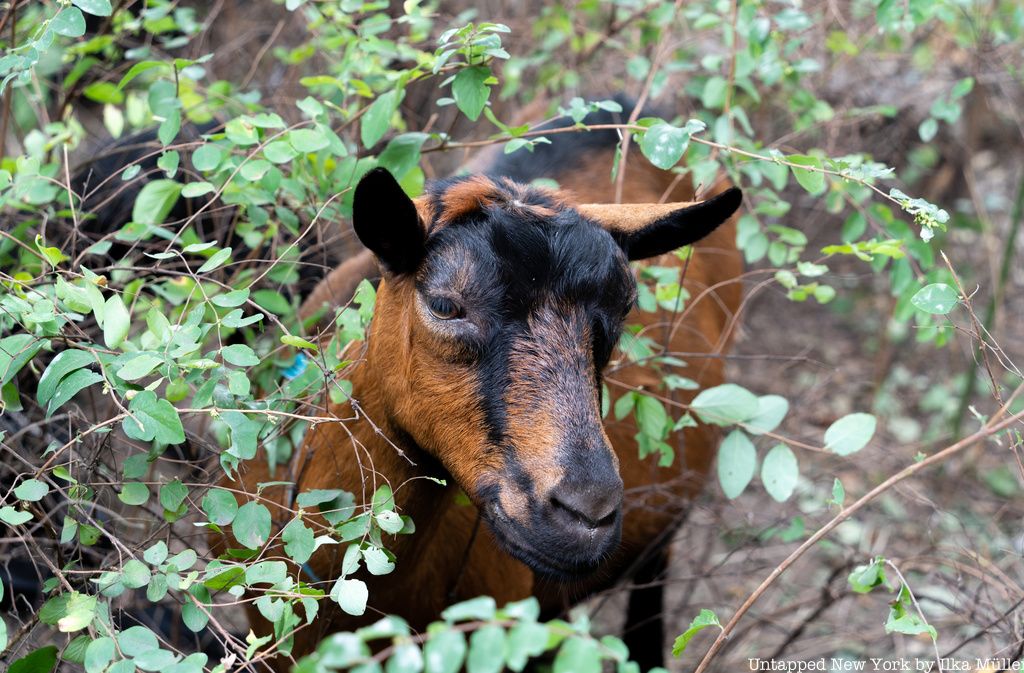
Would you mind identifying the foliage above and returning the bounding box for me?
[1,0,1020,670]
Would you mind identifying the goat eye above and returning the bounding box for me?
[427,296,463,320]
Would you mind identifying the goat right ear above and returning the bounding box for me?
[353,167,425,274]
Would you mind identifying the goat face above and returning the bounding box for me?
[351,168,741,578]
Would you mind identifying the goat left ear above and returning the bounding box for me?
[578,187,742,261]
[352,167,425,274]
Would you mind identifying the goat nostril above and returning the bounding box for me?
[550,491,620,529]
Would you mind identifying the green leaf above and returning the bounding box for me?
[34,235,68,267]
[746,395,788,435]
[157,150,179,178]
[159,479,188,511]
[701,76,728,109]
[238,159,270,181]
[192,144,224,172]
[122,390,186,445]
[716,430,756,499]
[502,597,540,622]
[847,558,887,593]
[378,133,428,178]
[761,444,798,502]
[39,594,70,625]
[442,596,496,623]
[451,67,491,122]
[37,350,94,407]
[388,643,425,673]
[9,646,58,673]
[83,82,125,104]
[145,575,168,603]
[220,344,259,366]
[314,634,364,668]
[196,247,231,273]
[376,509,404,534]
[0,334,42,386]
[14,479,48,502]
[52,8,87,37]
[330,578,368,616]
[122,559,152,589]
[911,283,958,315]
[552,636,599,673]
[885,584,937,640]
[134,648,177,671]
[78,524,101,546]
[506,622,548,672]
[211,289,250,308]
[182,587,210,632]
[117,353,162,381]
[245,560,288,585]
[362,546,395,575]
[281,334,318,350]
[824,412,876,456]
[46,369,104,415]
[132,179,182,226]
[787,155,826,196]
[181,181,215,198]
[225,117,259,146]
[671,609,721,657]
[222,411,261,460]
[635,394,670,439]
[282,518,315,564]
[232,501,271,549]
[103,295,131,349]
[64,637,90,665]
[289,128,329,153]
[118,625,158,656]
[144,541,168,565]
[72,0,113,16]
[117,61,167,89]
[202,488,238,525]
[264,140,298,163]
[467,624,507,673]
[830,478,846,507]
[203,567,244,592]
[424,628,467,673]
[640,123,690,170]
[372,484,395,512]
[918,117,938,142]
[0,506,33,526]
[690,383,760,426]
[84,637,115,673]
[361,90,402,148]
[58,593,97,632]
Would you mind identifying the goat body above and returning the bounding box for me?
[222,106,743,669]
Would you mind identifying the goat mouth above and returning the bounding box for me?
[482,501,614,580]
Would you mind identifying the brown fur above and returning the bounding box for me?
[501,306,612,522]
[217,143,742,669]
[435,176,499,227]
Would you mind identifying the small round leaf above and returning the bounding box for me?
[761,444,799,502]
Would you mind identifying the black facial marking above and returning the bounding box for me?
[415,180,635,443]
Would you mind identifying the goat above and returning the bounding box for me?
[224,109,743,670]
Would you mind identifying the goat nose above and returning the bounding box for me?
[550,483,622,529]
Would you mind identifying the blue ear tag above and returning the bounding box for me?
[282,352,309,380]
